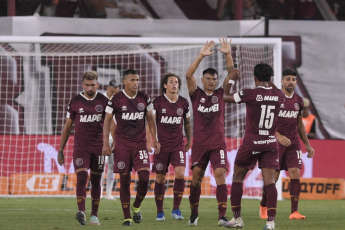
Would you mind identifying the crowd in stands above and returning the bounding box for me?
[1,0,345,21]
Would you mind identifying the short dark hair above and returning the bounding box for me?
[203,68,218,77]
[108,80,119,88]
[160,73,182,94]
[123,69,138,79]
[83,70,98,81]
[254,63,274,82]
[282,69,297,78]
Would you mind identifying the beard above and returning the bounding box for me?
[86,90,95,97]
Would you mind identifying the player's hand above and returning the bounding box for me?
[306,145,315,158]
[58,150,64,166]
[200,41,215,57]
[102,144,111,156]
[153,139,161,154]
[276,134,291,147]
[217,36,231,54]
[185,142,191,152]
[230,69,240,81]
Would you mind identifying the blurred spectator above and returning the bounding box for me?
[302,98,317,139]
[328,0,345,20]
[55,0,106,18]
[243,0,261,20]
[105,0,147,19]
[268,0,294,19]
[294,0,321,20]
[216,0,236,20]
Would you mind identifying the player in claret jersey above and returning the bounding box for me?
[151,73,192,221]
[223,63,285,230]
[259,69,314,220]
[58,70,108,226]
[102,69,160,226]
[186,37,234,227]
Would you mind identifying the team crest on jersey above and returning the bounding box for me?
[156,163,164,171]
[211,96,218,103]
[117,161,125,170]
[95,105,103,112]
[256,95,263,101]
[200,98,205,103]
[137,103,145,111]
[79,108,84,113]
[294,103,300,110]
[177,108,183,116]
[162,109,166,114]
[75,158,83,166]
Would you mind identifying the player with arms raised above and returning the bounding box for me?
[223,64,285,230]
[186,37,234,227]
[102,69,160,226]
[152,73,192,221]
[259,69,315,220]
[58,70,108,226]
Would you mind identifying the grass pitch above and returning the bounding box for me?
[0,197,344,230]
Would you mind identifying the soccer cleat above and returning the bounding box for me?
[263,220,275,229]
[132,205,143,223]
[156,212,165,221]
[188,214,198,226]
[171,209,184,220]
[122,219,133,226]
[76,211,86,225]
[289,211,306,219]
[260,205,268,219]
[223,217,244,228]
[105,194,116,200]
[90,215,101,225]
[218,216,231,226]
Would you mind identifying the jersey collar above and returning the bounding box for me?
[257,86,272,90]
[80,92,98,100]
[285,92,294,98]
[164,93,178,103]
[123,89,137,99]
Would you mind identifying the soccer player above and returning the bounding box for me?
[58,70,108,226]
[102,69,160,226]
[101,80,120,200]
[259,69,315,220]
[223,64,285,230]
[185,37,234,226]
[152,73,192,221]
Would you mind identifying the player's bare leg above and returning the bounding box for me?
[154,173,166,221]
[75,169,88,225]
[214,167,230,226]
[171,166,185,220]
[188,166,204,226]
[288,167,305,219]
[90,171,102,225]
[132,169,150,223]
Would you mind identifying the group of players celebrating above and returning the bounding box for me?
[57,37,314,230]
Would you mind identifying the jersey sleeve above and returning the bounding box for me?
[184,99,191,118]
[66,99,75,120]
[146,95,153,111]
[233,89,253,104]
[105,99,114,114]
[151,98,157,115]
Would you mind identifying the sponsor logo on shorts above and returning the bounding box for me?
[177,108,183,116]
[117,161,125,170]
[95,105,103,112]
[75,158,83,166]
[137,103,145,111]
[294,103,300,110]
[211,96,218,103]
[143,159,148,164]
[252,151,260,155]
[156,163,164,171]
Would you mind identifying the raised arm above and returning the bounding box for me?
[146,109,161,154]
[297,116,315,158]
[217,37,234,73]
[102,112,113,156]
[185,41,215,95]
[183,116,192,152]
[223,69,240,102]
[58,118,73,166]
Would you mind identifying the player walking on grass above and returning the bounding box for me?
[151,73,192,221]
[259,69,315,220]
[185,37,234,227]
[102,69,160,226]
[58,70,108,226]
[223,64,285,230]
